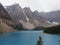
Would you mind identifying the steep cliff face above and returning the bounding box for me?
[0,3,17,32]
[0,3,11,25]
[0,3,11,20]
[0,3,17,30]
[23,7,34,22]
[5,4,26,24]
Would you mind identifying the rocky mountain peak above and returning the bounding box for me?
[7,3,21,9]
[34,10,39,13]
[0,3,11,20]
[23,7,32,12]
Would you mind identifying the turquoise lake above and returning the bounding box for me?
[0,31,60,45]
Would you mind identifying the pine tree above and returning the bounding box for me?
[36,36,42,45]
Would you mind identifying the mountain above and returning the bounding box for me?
[0,3,13,26]
[0,3,11,20]
[23,7,49,26]
[39,10,60,22]
[23,7,34,22]
[6,5,36,29]
[0,3,18,30]
[0,3,17,33]
[5,4,26,24]
[5,3,50,30]
[33,10,48,24]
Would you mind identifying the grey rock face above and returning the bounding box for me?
[6,4,26,24]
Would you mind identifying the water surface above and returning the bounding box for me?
[0,31,60,45]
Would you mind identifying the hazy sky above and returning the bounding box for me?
[0,0,60,12]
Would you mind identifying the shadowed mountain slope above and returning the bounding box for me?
[0,20,16,33]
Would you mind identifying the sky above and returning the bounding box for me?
[0,0,60,12]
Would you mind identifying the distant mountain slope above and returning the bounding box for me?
[39,10,60,22]
[33,10,47,23]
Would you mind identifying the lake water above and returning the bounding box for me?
[0,31,60,45]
